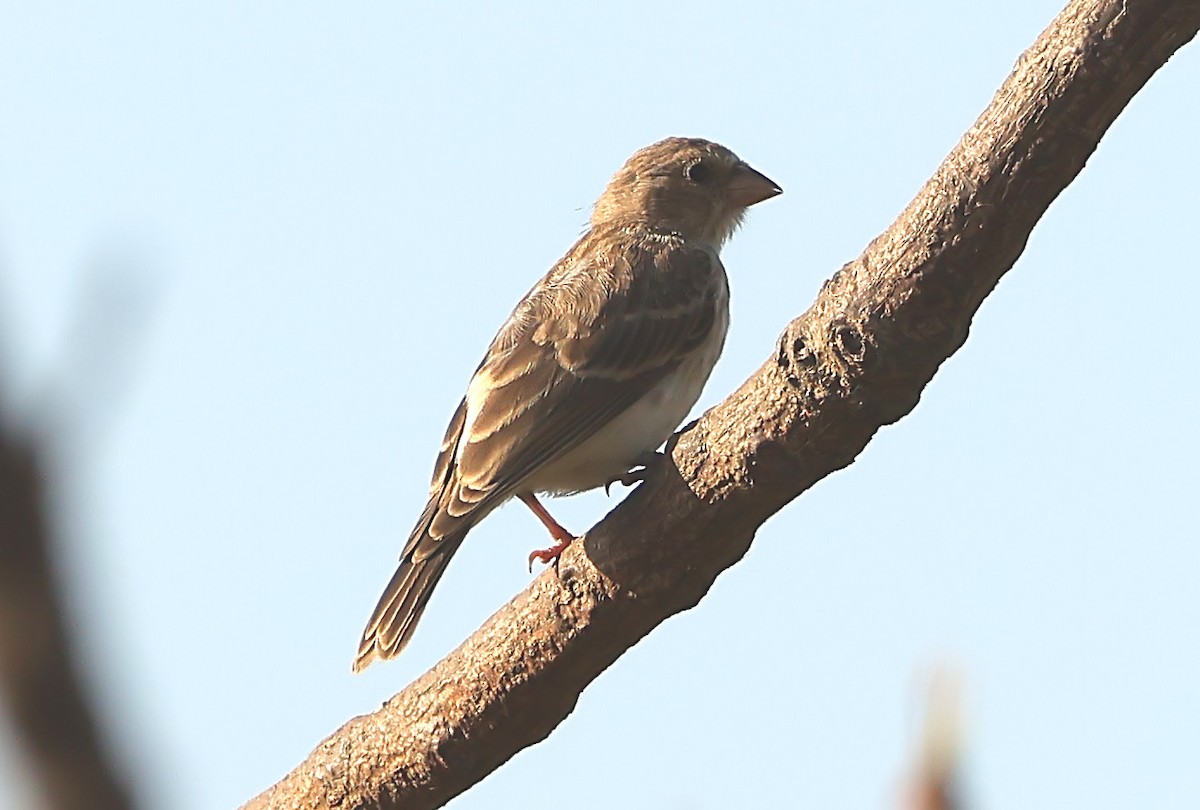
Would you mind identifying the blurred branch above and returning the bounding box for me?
[0,252,150,808]
[902,668,966,810]
[0,427,133,810]
[246,0,1200,807]
[35,252,158,453]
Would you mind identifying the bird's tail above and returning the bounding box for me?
[352,527,468,673]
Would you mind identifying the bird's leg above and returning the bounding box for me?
[604,450,666,496]
[520,492,576,571]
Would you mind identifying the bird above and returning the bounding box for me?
[353,137,780,672]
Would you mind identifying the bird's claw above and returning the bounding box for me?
[527,538,573,573]
[604,468,648,496]
[603,451,665,496]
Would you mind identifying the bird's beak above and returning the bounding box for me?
[727,162,782,207]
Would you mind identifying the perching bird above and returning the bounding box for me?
[353,137,780,672]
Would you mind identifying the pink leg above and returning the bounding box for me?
[519,492,576,570]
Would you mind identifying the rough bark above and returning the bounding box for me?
[245,0,1200,807]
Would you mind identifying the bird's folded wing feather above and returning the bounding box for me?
[406,228,723,562]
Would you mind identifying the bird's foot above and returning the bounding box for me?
[604,450,665,496]
[527,537,574,572]
[519,491,578,572]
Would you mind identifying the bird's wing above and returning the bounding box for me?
[406,228,723,562]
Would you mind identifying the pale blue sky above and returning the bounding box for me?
[2,2,1197,808]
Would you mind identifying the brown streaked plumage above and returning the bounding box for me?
[354,137,780,672]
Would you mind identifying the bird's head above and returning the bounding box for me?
[590,137,781,249]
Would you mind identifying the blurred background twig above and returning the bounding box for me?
[0,265,151,810]
[0,389,133,810]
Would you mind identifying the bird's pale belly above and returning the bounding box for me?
[524,322,727,496]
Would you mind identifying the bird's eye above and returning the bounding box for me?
[685,161,712,184]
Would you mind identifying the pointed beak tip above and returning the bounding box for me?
[728,165,783,207]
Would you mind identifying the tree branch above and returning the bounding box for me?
[244,0,1200,807]
[0,429,134,810]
